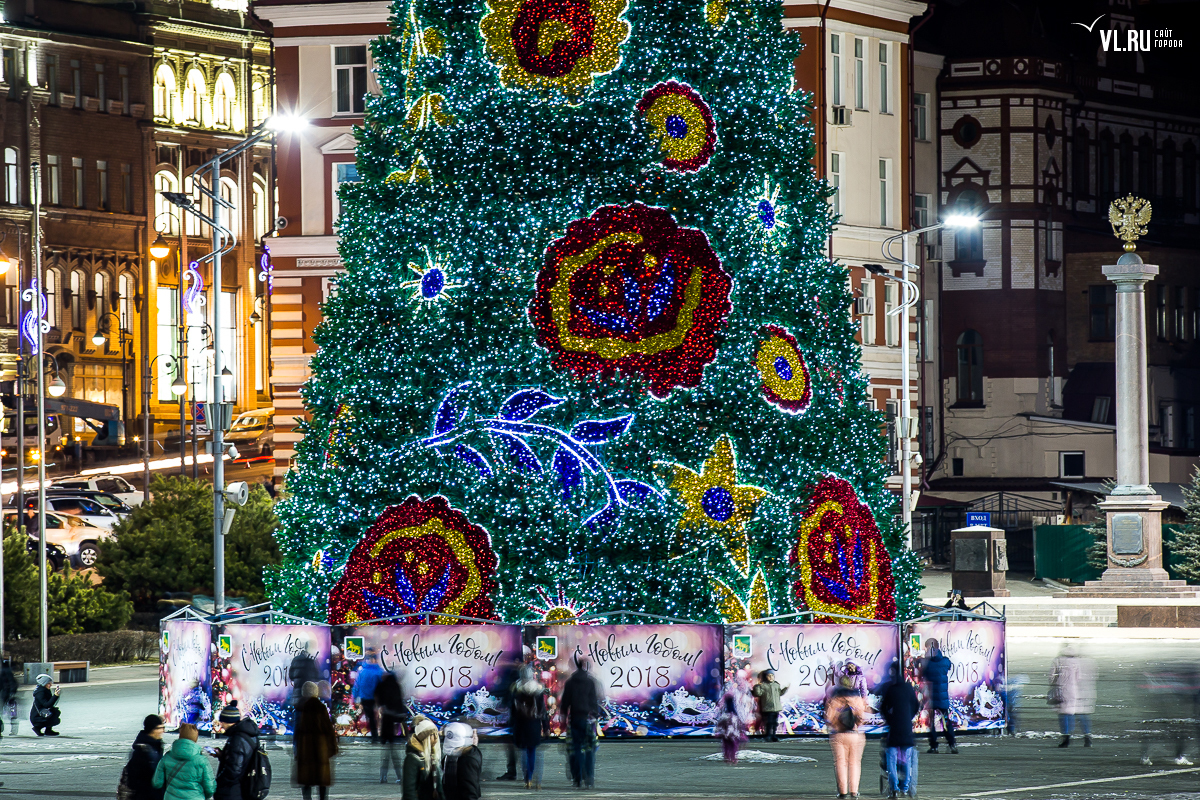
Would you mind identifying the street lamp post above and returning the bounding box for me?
[869,213,980,548]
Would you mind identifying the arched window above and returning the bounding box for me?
[153,63,177,121]
[251,78,269,126]
[956,330,984,404]
[118,274,131,331]
[213,72,237,129]
[183,67,207,125]
[1098,129,1115,202]
[1162,139,1176,202]
[154,171,179,234]
[4,147,18,205]
[1072,126,1090,201]
[70,269,84,330]
[952,189,983,262]
[45,269,58,328]
[220,176,239,237]
[252,176,269,240]
[184,174,206,237]
[94,272,110,326]
[1119,132,1133,194]
[1138,134,1154,197]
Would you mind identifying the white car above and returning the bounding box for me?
[38,495,124,529]
[51,474,143,507]
[4,511,112,568]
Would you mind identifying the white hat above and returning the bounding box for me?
[442,721,474,756]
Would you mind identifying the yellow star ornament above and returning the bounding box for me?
[659,435,767,576]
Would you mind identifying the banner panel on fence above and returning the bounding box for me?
[159,620,214,731]
[903,619,1006,732]
[211,623,332,735]
[525,624,724,737]
[723,623,899,735]
[331,624,522,736]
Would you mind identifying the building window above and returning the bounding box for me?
[2,49,16,97]
[952,190,983,261]
[922,406,935,461]
[252,177,269,240]
[952,115,983,149]
[95,63,106,110]
[1156,284,1169,340]
[1118,132,1133,195]
[884,281,899,347]
[1059,451,1085,479]
[97,160,109,211]
[183,67,207,125]
[914,193,930,228]
[94,272,110,326]
[46,54,57,105]
[859,277,875,345]
[72,157,84,207]
[1072,127,1090,200]
[1045,222,1062,263]
[45,269,58,328]
[1160,404,1176,448]
[956,329,983,404]
[118,274,131,331]
[1185,142,1198,211]
[3,147,18,205]
[1098,130,1115,201]
[71,59,81,108]
[70,269,83,330]
[47,155,60,205]
[829,152,842,217]
[951,457,964,476]
[1163,139,1177,202]
[156,286,179,401]
[122,164,132,213]
[853,38,865,110]
[251,78,269,126]
[119,65,129,114]
[154,63,176,120]
[219,176,239,236]
[830,34,841,107]
[183,175,205,237]
[213,72,236,129]
[1137,134,1154,197]
[878,158,889,227]
[1091,396,1111,424]
[154,171,179,234]
[1185,406,1197,451]
[885,399,899,474]
[1089,284,1116,340]
[913,93,928,141]
[334,46,368,115]
[332,161,360,226]
[878,42,889,113]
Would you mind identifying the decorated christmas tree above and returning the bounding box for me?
[268,0,923,625]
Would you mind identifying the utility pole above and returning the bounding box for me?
[32,161,48,665]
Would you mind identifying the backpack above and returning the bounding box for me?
[115,763,134,800]
[835,702,857,733]
[240,747,272,800]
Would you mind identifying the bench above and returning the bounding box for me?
[54,661,90,683]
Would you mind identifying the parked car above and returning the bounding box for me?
[12,495,123,529]
[44,488,134,516]
[49,474,143,506]
[225,408,275,457]
[26,537,68,572]
[4,511,111,568]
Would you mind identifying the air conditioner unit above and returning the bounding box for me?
[853,296,874,316]
[831,105,851,126]
[926,243,943,262]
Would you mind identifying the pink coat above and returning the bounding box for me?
[1050,655,1096,716]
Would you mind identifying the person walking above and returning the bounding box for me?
[559,656,603,789]
[402,716,442,800]
[0,657,18,736]
[511,665,548,788]
[30,674,61,736]
[353,649,385,743]
[921,639,957,754]
[125,714,167,800]
[212,704,259,800]
[153,723,216,800]
[376,671,408,783]
[714,680,751,764]
[442,722,482,800]
[1050,643,1096,748]
[293,681,339,800]
[495,655,522,781]
[880,665,920,799]
[751,669,788,742]
[826,674,868,800]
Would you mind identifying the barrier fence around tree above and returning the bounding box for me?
[159,609,1006,738]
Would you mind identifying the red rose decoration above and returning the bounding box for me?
[789,477,896,622]
[328,495,500,625]
[528,203,731,398]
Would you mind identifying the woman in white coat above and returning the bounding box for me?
[1049,644,1096,748]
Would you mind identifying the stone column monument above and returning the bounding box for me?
[1073,196,1195,597]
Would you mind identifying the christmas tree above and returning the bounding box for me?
[268,0,923,624]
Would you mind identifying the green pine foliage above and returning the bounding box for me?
[2,531,40,639]
[271,0,921,622]
[97,475,280,609]
[1174,467,1200,583]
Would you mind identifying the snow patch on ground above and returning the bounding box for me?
[691,750,817,764]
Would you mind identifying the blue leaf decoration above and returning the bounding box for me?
[583,502,620,531]
[394,567,419,612]
[419,565,452,612]
[552,447,584,500]
[435,383,471,435]
[494,433,542,473]
[581,307,634,334]
[454,445,493,478]
[570,415,633,444]
[499,389,564,422]
[615,480,659,505]
[646,255,675,321]
[362,588,405,620]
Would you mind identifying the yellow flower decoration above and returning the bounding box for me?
[480,0,631,100]
[660,435,767,576]
[712,569,771,623]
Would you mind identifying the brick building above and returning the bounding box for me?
[0,0,273,470]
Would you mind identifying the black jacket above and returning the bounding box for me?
[30,684,60,727]
[443,746,482,800]
[559,671,601,723]
[880,681,921,748]
[214,717,260,800]
[0,663,17,703]
[511,684,548,748]
[127,731,166,800]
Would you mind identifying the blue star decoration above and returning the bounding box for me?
[401,247,463,310]
[747,176,791,253]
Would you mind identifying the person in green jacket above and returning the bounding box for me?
[402,716,443,800]
[751,670,789,742]
[153,723,216,800]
